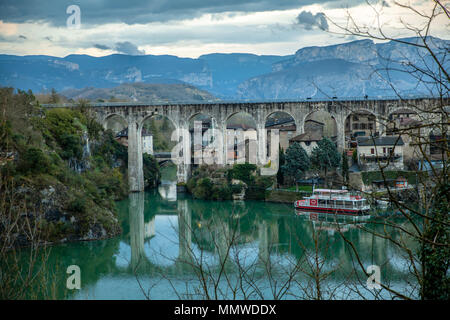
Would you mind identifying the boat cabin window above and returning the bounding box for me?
[318,199,326,206]
[344,201,353,207]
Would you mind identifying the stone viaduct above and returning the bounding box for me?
[87,97,444,192]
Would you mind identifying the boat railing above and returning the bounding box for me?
[313,203,368,209]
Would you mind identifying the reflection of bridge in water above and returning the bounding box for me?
[125,192,281,274]
[123,193,380,275]
[157,181,177,202]
[104,192,413,299]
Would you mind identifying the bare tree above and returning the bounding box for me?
[322,0,449,300]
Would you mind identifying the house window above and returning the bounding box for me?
[353,123,358,130]
[383,147,386,153]
[371,148,374,154]
[353,115,359,121]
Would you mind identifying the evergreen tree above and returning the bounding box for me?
[282,142,310,191]
[311,137,340,186]
[277,146,285,187]
[50,88,59,104]
[342,151,349,184]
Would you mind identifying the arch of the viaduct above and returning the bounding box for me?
[89,98,443,192]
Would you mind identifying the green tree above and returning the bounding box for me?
[352,148,358,164]
[420,183,450,300]
[231,163,257,185]
[282,142,310,191]
[50,88,60,104]
[311,138,340,186]
[342,151,349,184]
[277,146,285,187]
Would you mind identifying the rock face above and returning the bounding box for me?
[9,181,121,247]
[238,37,449,99]
[198,53,292,98]
[272,39,378,71]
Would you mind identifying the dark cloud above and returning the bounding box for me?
[0,1,366,25]
[18,35,27,39]
[94,44,111,50]
[114,41,145,55]
[295,11,329,30]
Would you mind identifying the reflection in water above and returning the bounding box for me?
[295,211,369,235]
[129,192,145,271]
[27,189,418,300]
[158,181,177,201]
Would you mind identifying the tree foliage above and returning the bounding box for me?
[277,146,285,186]
[282,142,310,183]
[310,138,340,176]
[342,151,349,183]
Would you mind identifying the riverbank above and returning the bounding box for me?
[0,89,160,248]
[265,189,310,203]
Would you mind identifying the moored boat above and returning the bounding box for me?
[294,188,370,216]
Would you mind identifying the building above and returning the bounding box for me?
[304,119,324,136]
[388,108,418,122]
[356,136,405,170]
[115,127,154,155]
[265,117,296,152]
[289,131,322,155]
[345,111,377,148]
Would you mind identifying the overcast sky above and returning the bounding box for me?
[0,0,448,58]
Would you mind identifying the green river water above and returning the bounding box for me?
[15,169,419,300]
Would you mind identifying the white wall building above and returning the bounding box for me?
[357,136,405,170]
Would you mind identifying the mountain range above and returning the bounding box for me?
[0,37,447,100]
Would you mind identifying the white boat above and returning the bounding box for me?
[294,188,371,216]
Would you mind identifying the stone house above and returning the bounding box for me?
[289,131,322,155]
[345,111,377,139]
[265,120,296,152]
[356,136,405,170]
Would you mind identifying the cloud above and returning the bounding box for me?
[0,0,365,26]
[114,41,145,55]
[18,35,27,39]
[295,11,329,30]
[94,44,111,50]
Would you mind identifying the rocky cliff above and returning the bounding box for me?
[238,37,449,99]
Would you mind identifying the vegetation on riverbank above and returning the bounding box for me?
[186,164,274,201]
[0,87,160,246]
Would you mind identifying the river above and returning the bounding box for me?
[17,168,419,300]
